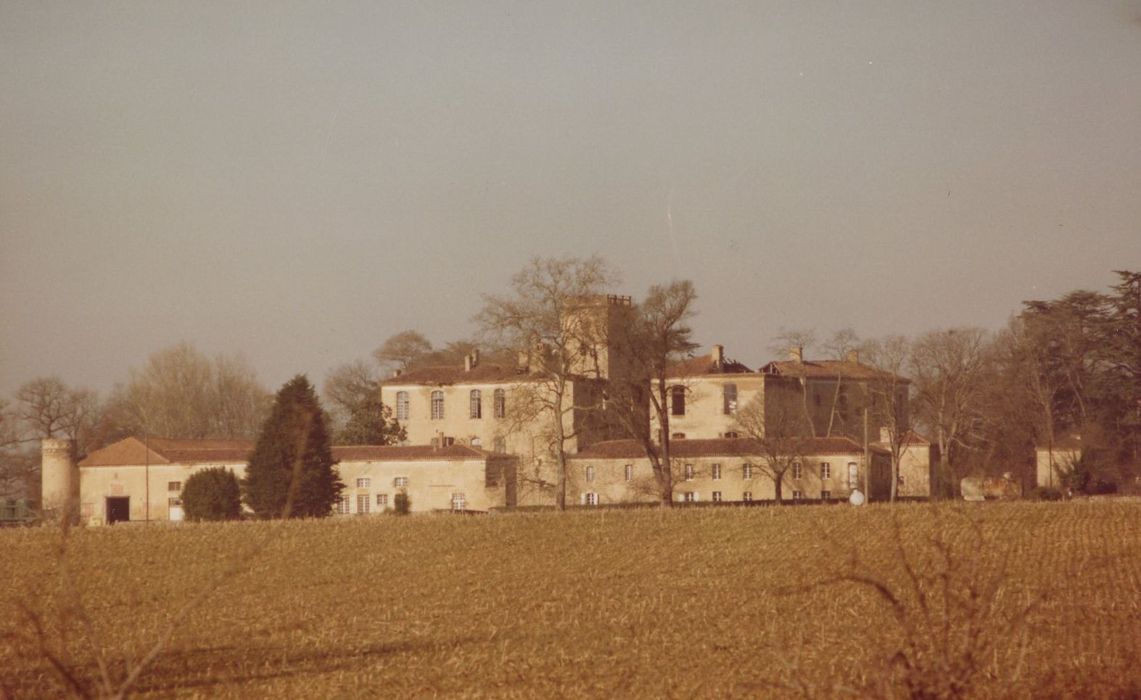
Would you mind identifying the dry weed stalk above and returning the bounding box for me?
[0,411,314,699]
[779,506,1054,699]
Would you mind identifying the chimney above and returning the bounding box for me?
[471,348,480,367]
[711,344,724,368]
[464,355,473,372]
[846,349,860,363]
[789,346,803,362]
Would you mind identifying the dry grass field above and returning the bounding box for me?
[2,501,1140,698]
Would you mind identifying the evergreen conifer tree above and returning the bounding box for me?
[243,375,342,518]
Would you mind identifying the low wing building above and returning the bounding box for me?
[51,437,515,525]
[568,437,892,506]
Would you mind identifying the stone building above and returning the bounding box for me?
[567,437,893,505]
[60,436,515,524]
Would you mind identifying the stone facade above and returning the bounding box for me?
[568,437,892,505]
[73,437,515,524]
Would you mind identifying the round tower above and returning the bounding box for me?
[41,438,78,522]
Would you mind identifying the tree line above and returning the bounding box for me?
[2,262,1136,509]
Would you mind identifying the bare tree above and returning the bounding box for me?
[769,328,817,358]
[322,360,404,445]
[477,256,616,510]
[862,335,912,501]
[14,377,101,454]
[107,342,269,440]
[733,397,814,502]
[822,328,862,437]
[373,330,433,372]
[606,280,699,507]
[910,328,990,496]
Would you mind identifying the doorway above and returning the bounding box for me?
[106,497,130,524]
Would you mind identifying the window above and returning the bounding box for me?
[494,389,506,418]
[584,492,598,506]
[336,495,351,514]
[848,462,859,489]
[792,462,802,480]
[792,490,802,501]
[431,390,444,420]
[376,493,389,508]
[742,491,753,502]
[493,436,506,454]
[624,464,634,481]
[682,492,697,503]
[742,463,753,480]
[723,383,738,415]
[712,491,722,502]
[820,462,831,479]
[451,492,466,511]
[672,432,686,440]
[357,494,371,514]
[671,385,686,416]
[711,463,722,480]
[396,391,409,420]
[821,490,831,500]
[723,431,739,439]
[394,476,409,489]
[167,481,181,492]
[356,477,370,488]
[684,463,694,481]
[585,465,595,483]
[470,389,482,419]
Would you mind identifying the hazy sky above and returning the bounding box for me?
[3,1,1140,398]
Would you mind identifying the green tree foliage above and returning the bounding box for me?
[1019,270,1141,487]
[243,376,343,518]
[182,466,242,521]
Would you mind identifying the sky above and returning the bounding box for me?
[2,1,1140,398]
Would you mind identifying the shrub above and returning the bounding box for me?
[182,467,242,521]
[1028,486,1064,501]
[393,490,411,515]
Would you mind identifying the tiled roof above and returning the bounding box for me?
[666,353,753,378]
[574,437,877,460]
[332,445,495,461]
[80,437,499,467]
[380,363,526,386]
[80,437,253,467]
[759,359,908,382]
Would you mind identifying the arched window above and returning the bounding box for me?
[470,389,482,419]
[494,388,506,418]
[395,391,410,420]
[671,385,686,416]
[431,391,444,420]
